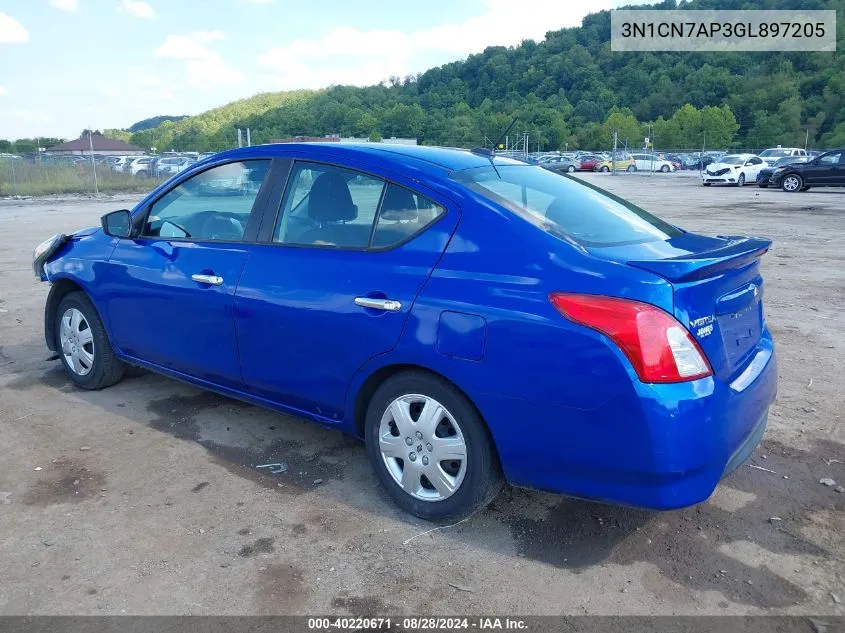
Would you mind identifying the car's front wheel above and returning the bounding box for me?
[567,165,575,173]
[55,292,125,390]
[781,174,803,192]
[365,371,503,521]
[736,173,745,186]
[599,166,609,172]
[660,164,670,172]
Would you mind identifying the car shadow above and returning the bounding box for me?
[5,363,844,609]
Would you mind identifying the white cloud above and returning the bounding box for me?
[258,0,614,89]
[154,31,242,89]
[120,0,156,19]
[49,0,79,11]
[138,74,162,88]
[0,13,29,43]
[0,86,7,96]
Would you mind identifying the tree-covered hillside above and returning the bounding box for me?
[126,0,843,153]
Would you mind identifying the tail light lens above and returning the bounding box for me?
[550,293,712,383]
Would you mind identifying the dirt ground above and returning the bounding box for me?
[0,175,842,616]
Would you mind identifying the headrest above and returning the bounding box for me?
[380,185,418,222]
[309,172,357,222]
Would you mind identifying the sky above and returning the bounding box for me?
[0,0,638,140]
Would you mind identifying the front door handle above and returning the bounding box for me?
[354,297,402,312]
[191,274,224,286]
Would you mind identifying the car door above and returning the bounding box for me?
[100,158,273,388]
[234,159,460,422]
[808,151,844,185]
[744,157,764,180]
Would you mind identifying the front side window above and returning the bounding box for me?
[453,165,682,247]
[274,162,444,249]
[142,160,270,241]
[818,152,842,165]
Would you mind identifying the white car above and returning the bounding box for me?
[701,154,765,187]
[110,156,132,172]
[758,147,807,166]
[156,156,195,176]
[631,153,675,172]
[124,156,153,177]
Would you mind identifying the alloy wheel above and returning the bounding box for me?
[782,175,801,192]
[378,394,467,501]
[60,307,95,376]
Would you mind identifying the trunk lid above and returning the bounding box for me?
[590,234,771,382]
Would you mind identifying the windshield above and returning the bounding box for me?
[719,156,745,165]
[759,149,791,158]
[452,166,682,247]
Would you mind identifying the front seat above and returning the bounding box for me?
[298,172,365,247]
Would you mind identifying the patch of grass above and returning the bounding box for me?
[0,160,165,196]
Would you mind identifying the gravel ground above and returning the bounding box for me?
[0,175,842,615]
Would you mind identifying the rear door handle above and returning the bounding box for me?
[354,297,402,312]
[191,274,224,286]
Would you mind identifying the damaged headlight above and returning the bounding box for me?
[32,234,68,279]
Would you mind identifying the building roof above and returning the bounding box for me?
[46,135,144,153]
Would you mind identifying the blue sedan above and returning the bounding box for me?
[32,144,777,521]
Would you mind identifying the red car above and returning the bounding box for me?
[576,154,603,171]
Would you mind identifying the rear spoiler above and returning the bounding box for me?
[627,236,771,283]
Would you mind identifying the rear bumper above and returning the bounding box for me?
[479,330,778,510]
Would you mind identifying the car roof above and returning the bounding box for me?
[209,143,528,173]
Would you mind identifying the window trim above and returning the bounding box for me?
[130,157,276,245]
[265,158,449,253]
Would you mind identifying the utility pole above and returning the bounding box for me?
[246,128,251,147]
[805,127,809,150]
[612,130,618,175]
[237,129,243,148]
[88,128,99,196]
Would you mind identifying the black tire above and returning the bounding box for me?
[365,371,503,522]
[736,173,745,187]
[55,292,125,390]
[626,165,636,172]
[567,165,575,173]
[781,173,803,192]
[660,165,670,172]
[599,166,609,172]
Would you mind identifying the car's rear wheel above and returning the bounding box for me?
[736,173,745,186]
[55,292,125,390]
[660,165,670,172]
[781,174,803,192]
[600,166,609,172]
[626,165,636,172]
[567,165,575,173]
[365,371,503,521]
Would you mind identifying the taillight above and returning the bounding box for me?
[549,293,712,383]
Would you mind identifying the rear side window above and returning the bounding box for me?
[372,183,445,248]
[453,165,682,247]
[274,161,444,249]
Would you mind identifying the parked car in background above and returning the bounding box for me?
[156,156,195,176]
[540,155,581,173]
[770,149,845,192]
[32,143,777,521]
[575,154,603,171]
[756,156,810,187]
[110,156,132,172]
[701,154,765,186]
[631,153,675,172]
[595,154,635,172]
[125,156,154,178]
[758,147,807,166]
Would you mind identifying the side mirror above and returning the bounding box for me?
[101,209,132,238]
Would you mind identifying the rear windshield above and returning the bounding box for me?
[453,166,682,247]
